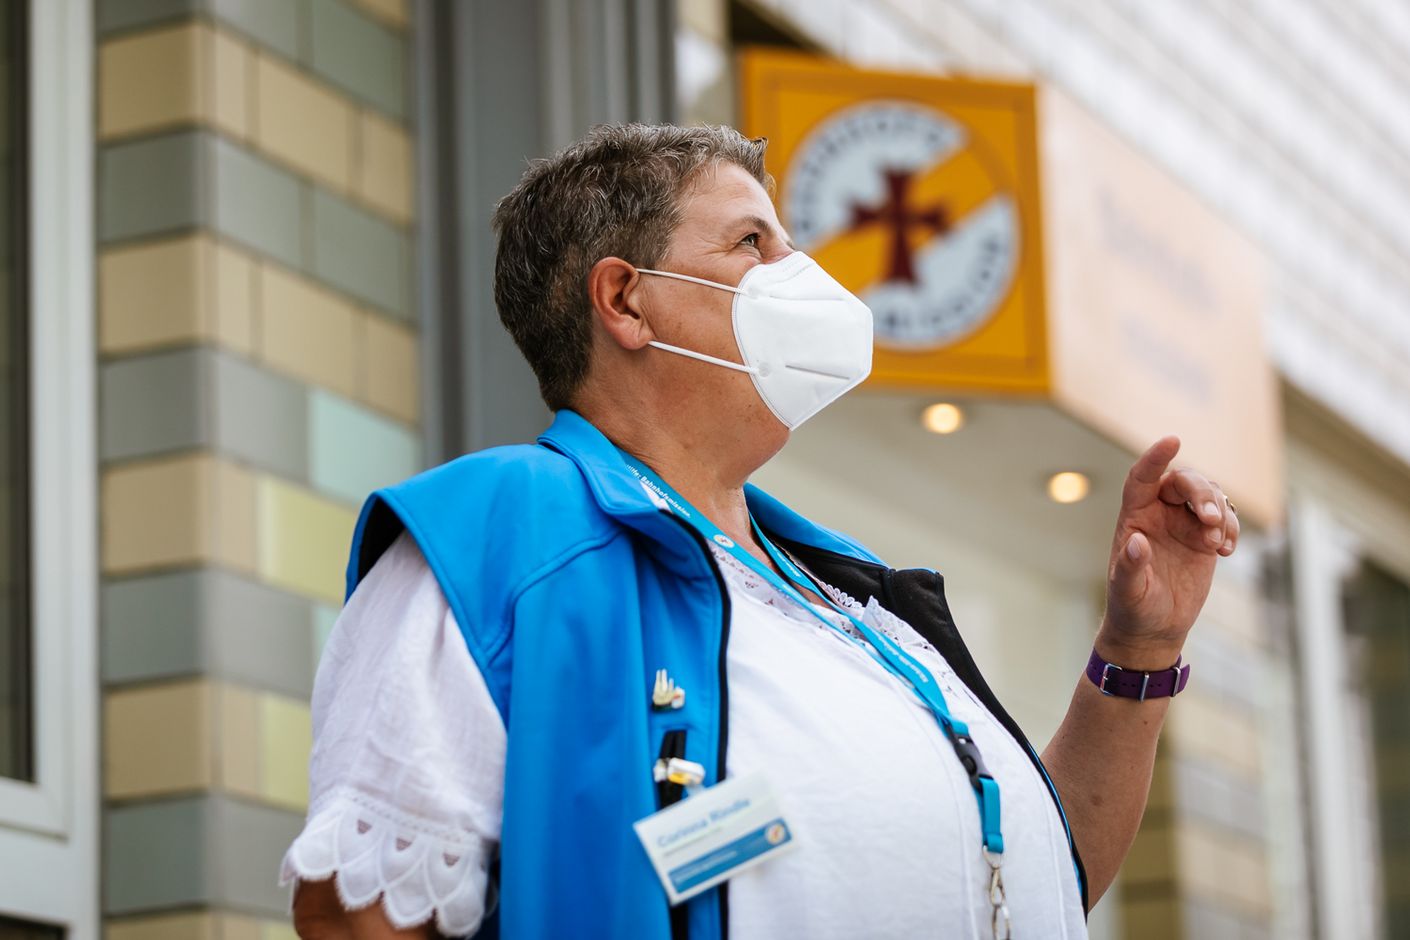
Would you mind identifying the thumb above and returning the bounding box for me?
[1109,531,1151,603]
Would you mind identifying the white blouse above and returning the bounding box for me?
[281,530,1087,938]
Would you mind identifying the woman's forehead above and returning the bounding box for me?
[678,164,786,237]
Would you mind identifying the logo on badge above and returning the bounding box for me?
[765,822,788,846]
[782,101,1020,350]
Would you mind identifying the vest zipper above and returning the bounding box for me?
[657,514,733,940]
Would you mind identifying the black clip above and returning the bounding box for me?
[951,733,993,792]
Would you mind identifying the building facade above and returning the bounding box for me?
[1,1,1408,938]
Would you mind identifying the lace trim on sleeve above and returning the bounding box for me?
[280,786,494,938]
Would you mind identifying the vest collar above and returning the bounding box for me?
[537,409,880,565]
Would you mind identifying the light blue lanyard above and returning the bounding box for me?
[621,454,1004,856]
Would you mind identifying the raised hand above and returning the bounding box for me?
[1099,435,1240,667]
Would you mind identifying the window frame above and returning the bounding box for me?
[0,0,98,932]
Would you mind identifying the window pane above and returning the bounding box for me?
[1343,561,1410,939]
[0,0,31,784]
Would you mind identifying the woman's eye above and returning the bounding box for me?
[740,232,761,248]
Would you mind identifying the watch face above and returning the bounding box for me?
[782,100,1021,350]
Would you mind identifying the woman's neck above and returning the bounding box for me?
[580,404,765,554]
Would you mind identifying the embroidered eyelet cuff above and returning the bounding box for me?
[279,787,494,937]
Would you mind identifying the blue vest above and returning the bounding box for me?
[346,409,1086,938]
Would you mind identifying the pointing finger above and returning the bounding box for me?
[1121,435,1181,511]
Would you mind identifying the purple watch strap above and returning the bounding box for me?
[1085,649,1190,701]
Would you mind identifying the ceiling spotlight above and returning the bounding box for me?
[921,402,965,435]
[1047,471,1090,504]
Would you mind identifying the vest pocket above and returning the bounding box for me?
[655,728,689,809]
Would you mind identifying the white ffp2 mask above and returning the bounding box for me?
[636,252,874,430]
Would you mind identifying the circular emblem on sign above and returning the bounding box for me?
[782,101,1020,349]
[766,822,787,845]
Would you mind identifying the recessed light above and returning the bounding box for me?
[921,402,964,435]
[1047,471,1090,504]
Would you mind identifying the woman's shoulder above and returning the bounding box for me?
[348,442,624,612]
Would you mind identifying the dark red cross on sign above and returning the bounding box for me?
[848,168,949,284]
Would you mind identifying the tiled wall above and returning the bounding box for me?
[94,0,418,934]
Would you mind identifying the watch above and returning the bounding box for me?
[1085,648,1190,701]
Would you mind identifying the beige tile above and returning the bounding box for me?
[108,911,217,940]
[1119,896,1182,939]
[213,240,256,354]
[361,311,419,423]
[257,476,358,604]
[216,682,262,799]
[352,0,409,29]
[679,0,727,41]
[1120,818,1176,885]
[105,680,212,798]
[102,453,209,573]
[260,923,301,940]
[253,54,355,192]
[215,915,263,940]
[100,235,207,354]
[208,28,252,140]
[102,453,256,574]
[1204,577,1266,652]
[101,234,255,356]
[1177,824,1271,915]
[258,264,360,397]
[99,23,202,139]
[1163,691,1262,780]
[260,693,312,810]
[214,459,258,574]
[355,110,414,225]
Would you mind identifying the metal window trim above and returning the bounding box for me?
[0,0,99,933]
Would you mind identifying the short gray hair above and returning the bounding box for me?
[491,123,772,410]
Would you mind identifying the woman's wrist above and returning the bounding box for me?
[1093,622,1185,672]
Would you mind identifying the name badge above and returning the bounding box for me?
[633,773,797,905]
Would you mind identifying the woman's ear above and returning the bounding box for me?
[587,256,654,350]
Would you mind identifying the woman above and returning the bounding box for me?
[284,123,1239,939]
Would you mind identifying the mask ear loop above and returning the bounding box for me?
[633,268,761,374]
[645,340,759,374]
[635,268,746,295]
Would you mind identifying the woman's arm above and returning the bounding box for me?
[292,878,439,939]
[1041,436,1239,905]
[1039,630,1179,906]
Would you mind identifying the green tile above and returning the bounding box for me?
[308,0,405,117]
[311,603,338,665]
[103,569,317,699]
[208,572,317,698]
[104,795,303,915]
[102,570,205,684]
[97,0,202,35]
[309,189,410,316]
[100,348,211,461]
[99,131,209,244]
[213,796,305,913]
[105,797,211,912]
[99,348,310,476]
[308,389,420,504]
[210,0,305,60]
[211,137,307,270]
[212,352,309,480]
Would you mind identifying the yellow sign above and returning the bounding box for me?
[739,49,1050,394]
[739,50,1281,527]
